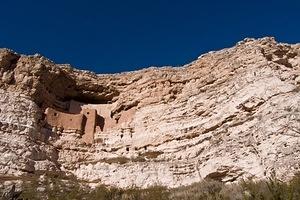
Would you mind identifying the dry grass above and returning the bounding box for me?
[1,173,300,200]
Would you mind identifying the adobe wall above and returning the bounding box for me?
[45,108,84,131]
[81,108,96,144]
[69,100,136,132]
[83,104,116,131]
[69,100,115,132]
[66,100,137,145]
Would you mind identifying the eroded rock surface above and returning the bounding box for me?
[0,37,300,188]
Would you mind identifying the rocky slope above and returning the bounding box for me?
[0,37,300,188]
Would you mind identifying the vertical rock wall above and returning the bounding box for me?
[0,89,59,175]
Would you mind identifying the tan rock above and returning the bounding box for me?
[0,37,300,188]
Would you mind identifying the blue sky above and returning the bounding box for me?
[0,0,299,73]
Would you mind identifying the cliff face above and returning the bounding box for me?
[0,37,300,188]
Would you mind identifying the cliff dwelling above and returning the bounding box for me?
[43,99,136,145]
[44,107,97,144]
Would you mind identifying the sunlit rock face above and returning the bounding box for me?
[0,37,300,188]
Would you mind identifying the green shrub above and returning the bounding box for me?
[241,173,300,200]
[169,179,225,200]
[2,172,300,200]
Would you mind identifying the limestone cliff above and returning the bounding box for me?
[0,37,300,188]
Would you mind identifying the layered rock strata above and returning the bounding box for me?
[0,37,300,188]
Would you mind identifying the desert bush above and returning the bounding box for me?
[241,173,300,200]
[88,185,168,200]
[2,172,299,200]
[169,179,225,200]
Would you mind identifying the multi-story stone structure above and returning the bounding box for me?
[44,106,97,144]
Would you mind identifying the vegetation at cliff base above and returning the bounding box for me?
[1,173,300,200]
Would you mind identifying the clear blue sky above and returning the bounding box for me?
[0,0,299,73]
